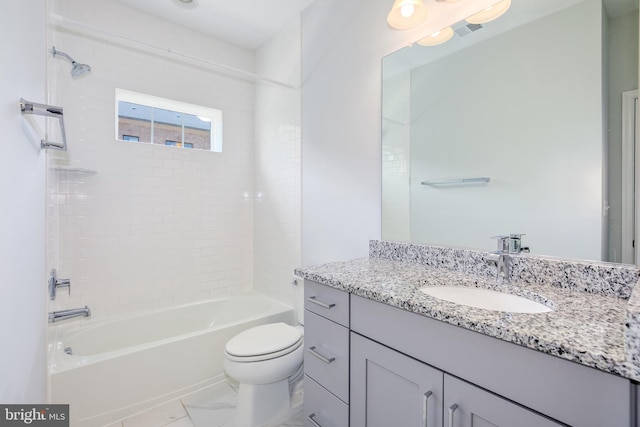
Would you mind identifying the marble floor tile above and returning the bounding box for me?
[118,379,302,427]
[122,400,190,427]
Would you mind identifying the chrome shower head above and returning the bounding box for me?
[70,62,91,77]
[51,46,91,77]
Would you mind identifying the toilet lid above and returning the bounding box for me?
[225,323,302,358]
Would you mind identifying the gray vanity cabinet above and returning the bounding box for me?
[351,333,562,427]
[303,280,633,427]
[351,294,632,427]
[350,333,444,427]
[303,281,350,427]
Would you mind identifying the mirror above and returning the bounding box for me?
[382,0,639,264]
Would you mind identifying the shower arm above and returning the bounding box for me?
[51,47,75,64]
[20,98,68,150]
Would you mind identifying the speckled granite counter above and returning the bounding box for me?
[295,240,640,381]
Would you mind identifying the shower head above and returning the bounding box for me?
[51,46,91,77]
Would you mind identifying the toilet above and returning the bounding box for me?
[224,284,305,427]
[224,323,303,427]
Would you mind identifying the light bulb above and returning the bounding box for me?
[387,0,428,30]
[400,4,415,18]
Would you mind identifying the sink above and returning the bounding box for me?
[419,286,552,313]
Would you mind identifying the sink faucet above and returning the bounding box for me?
[48,306,91,323]
[488,235,530,284]
[488,250,511,284]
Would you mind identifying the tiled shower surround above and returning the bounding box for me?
[47,0,301,319]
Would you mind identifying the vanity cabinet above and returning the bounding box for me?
[303,280,350,427]
[351,333,562,427]
[351,294,632,427]
[303,280,633,427]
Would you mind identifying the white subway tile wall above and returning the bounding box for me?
[47,0,301,319]
[253,17,302,309]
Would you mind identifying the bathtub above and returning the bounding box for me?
[48,293,296,427]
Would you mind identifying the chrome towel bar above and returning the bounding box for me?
[421,177,491,186]
[20,98,67,150]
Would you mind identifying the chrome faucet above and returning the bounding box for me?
[48,306,91,323]
[49,269,71,300]
[487,234,530,284]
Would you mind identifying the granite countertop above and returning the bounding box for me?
[295,241,640,381]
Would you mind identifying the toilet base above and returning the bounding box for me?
[235,378,291,427]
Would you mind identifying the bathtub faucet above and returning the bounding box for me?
[48,306,91,323]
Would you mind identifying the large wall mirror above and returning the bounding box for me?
[382,0,639,264]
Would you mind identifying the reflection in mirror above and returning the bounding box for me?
[382,0,639,264]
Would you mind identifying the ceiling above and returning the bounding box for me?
[113,0,317,50]
[112,0,637,50]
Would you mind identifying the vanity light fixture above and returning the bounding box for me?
[387,0,428,30]
[417,26,454,46]
[466,0,511,24]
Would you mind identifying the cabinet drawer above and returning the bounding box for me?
[304,375,349,427]
[304,310,349,403]
[304,280,349,326]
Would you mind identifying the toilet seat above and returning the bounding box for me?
[225,323,303,363]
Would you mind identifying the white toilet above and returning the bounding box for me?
[224,323,303,427]
[224,285,305,427]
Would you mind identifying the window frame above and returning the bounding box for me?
[115,88,223,152]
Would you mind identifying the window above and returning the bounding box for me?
[164,141,193,148]
[116,89,223,152]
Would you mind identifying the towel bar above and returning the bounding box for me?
[20,98,67,150]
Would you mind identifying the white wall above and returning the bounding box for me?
[48,0,256,319]
[254,18,302,308]
[0,0,47,402]
[300,0,499,265]
[409,0,603,261]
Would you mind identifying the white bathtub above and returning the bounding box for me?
[48,293,296,427]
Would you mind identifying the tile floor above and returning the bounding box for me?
[104,379,305,427]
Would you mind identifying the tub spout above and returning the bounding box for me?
[48,306,91,323]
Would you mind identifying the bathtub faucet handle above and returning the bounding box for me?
[49,268,71,300]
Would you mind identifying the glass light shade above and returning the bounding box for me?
[417,26,455,46]
[387,0,428,30]
[466,0,511,24]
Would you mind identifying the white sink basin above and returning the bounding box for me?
[419,286,552,313]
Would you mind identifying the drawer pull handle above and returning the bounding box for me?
[422,390,432,427]
[307,413,322,427]
[307,296,336,309]
[448,403,458,427]
[308,346,336,364]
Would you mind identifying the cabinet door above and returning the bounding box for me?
[350,333,443,427]
[444,375,563,427]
